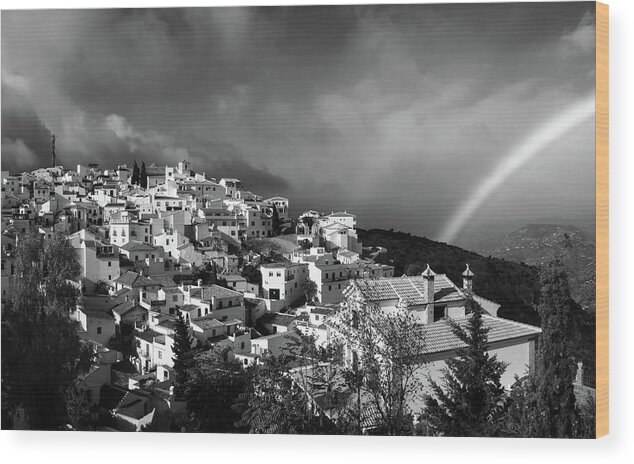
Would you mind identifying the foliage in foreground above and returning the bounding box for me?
[2,232,93,430]
[422,298,508,437]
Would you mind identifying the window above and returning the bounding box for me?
[433,305,447,322]
[218,301,224,309]
[172,295,178,302]
[241,342,245,350]
[328,285,332,291]
[97,327,102,334]
[269,272,273,277]
[315,315,320,321]
[158,351,162,359]
[108,261,112,267]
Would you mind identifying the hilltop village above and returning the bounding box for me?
[1,159,545,432]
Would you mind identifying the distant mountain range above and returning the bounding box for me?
[476,224,596,314]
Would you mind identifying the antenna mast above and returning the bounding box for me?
[51,134,57,167]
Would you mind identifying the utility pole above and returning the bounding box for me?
[51,134,56,167]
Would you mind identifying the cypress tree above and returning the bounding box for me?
[503,258,587,438]
[172,312,194,401]
[139,161,147,189]
[422,298,508,437]
[131,160,140,185]
[533,258,581,437]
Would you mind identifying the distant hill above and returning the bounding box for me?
[476,224,595,314]
[358,228,541,326]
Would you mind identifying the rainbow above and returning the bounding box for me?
[439,93,596,244]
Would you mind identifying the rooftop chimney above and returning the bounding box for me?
[462,263,474,294]
[422,264,436,324]
[197,279,203,287]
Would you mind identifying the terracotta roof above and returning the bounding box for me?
[148,275,177,288]
[80,295,122,319]
[111,301,146,317]
[328,212,355,218]
[258,312,296,327]
[421,315,541,355]
[189,284,243,301]
[310,306,333,316]
[191,316,225,330]
[351,274,465,306]
[120,240,158,252]
[136,328,160,343]
[114,271,154,288]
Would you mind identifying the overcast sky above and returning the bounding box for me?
[1,3,596,244]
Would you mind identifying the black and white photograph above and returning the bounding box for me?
[1,1,602,438]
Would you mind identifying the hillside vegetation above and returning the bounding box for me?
[358,228,541,326]
[477,224,595,314]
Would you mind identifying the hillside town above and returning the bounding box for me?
[2,158,595,435]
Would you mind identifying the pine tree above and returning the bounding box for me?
[422,298,508,437]
[131,160,140,185]
[172,312,194,401]
[139,161,147,189]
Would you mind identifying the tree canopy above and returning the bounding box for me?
[2,232,93,430]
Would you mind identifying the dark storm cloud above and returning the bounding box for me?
[1,3,596,240]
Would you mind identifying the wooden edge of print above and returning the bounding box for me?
[595,1,609,439]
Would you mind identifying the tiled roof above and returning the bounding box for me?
[311,306,333,316]
[328,212,355,218]
[258,312,296,327]
[338,250,358,258]
[190,284,243,301]
[115,271,154,288]
[136,328,160,343]
[111,300,145,317]
[191,316,225,330]
[80,295,122,319]
[148,275,177,288]
[120,240,158,252]
[158,319,177,331]
[244,297,263,309]
[421,315,541,355]
[351,274,465,306]
[260,261,291,269]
